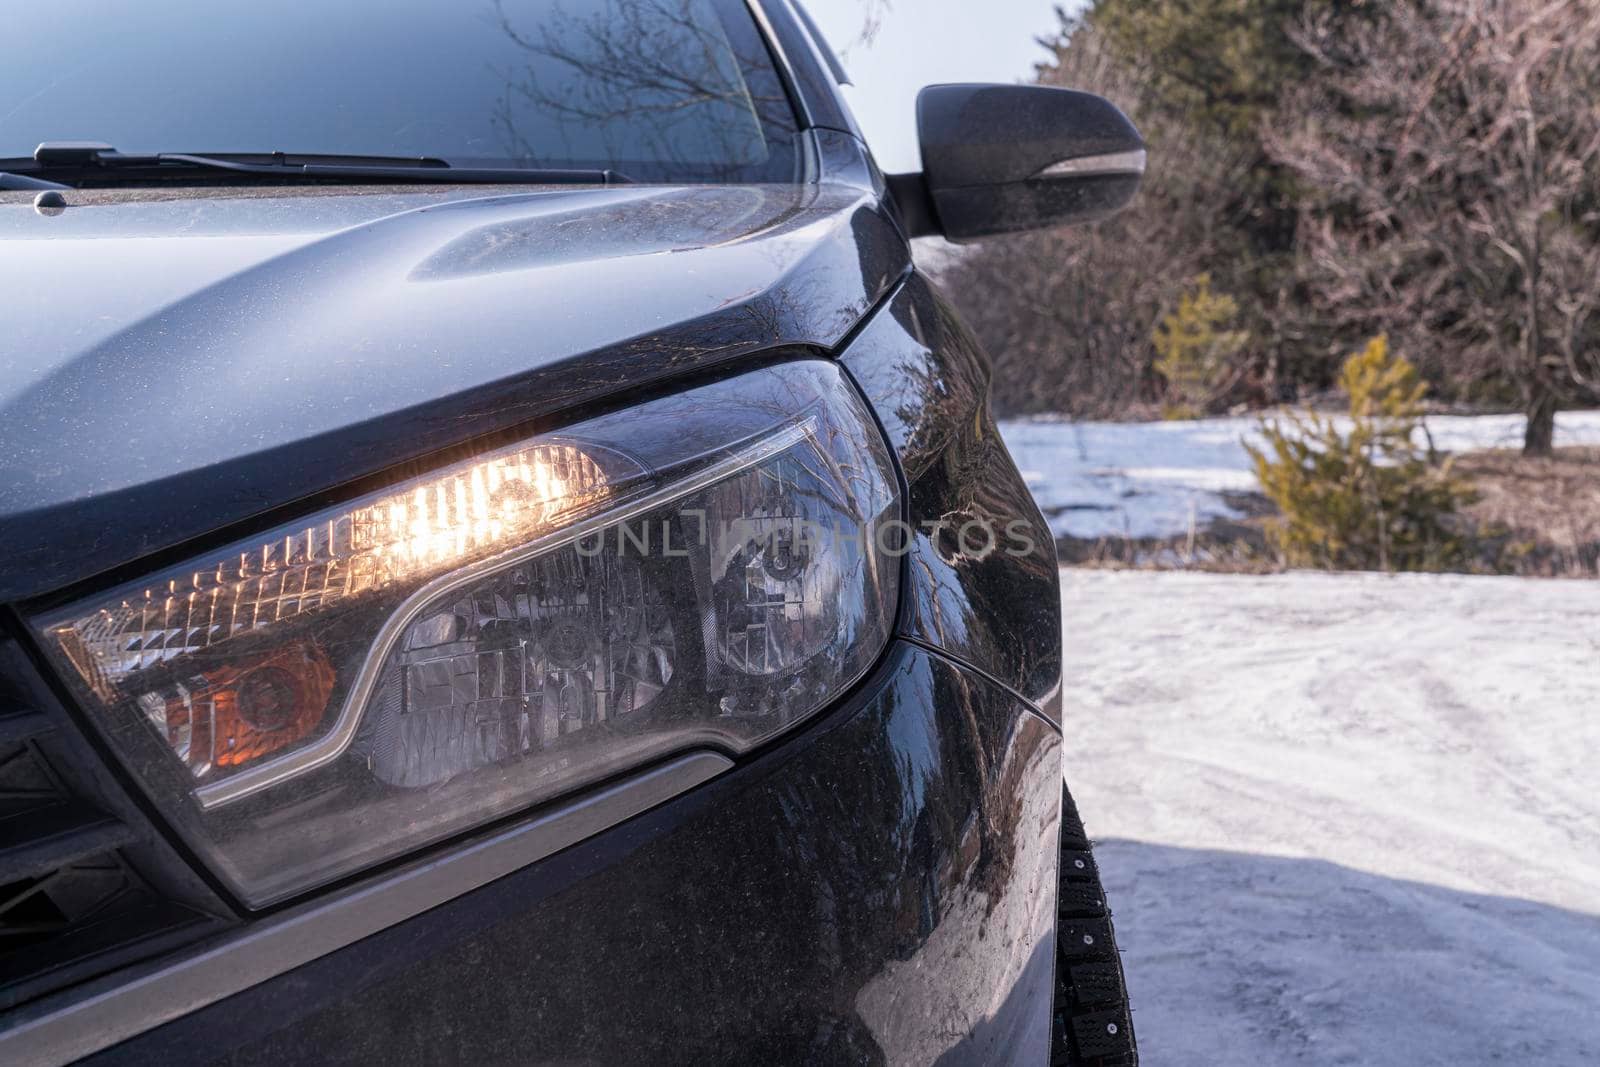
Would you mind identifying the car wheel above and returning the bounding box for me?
[1051,784,1137,1066]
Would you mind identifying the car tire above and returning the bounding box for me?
[1050,783,1137,1066]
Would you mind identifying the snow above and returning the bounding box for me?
[1002,410,1600,541]
[1061,569,1600,1065]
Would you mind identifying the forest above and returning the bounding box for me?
[940,0,1600,458]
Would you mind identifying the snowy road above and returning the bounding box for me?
[1061,570,1600,1065]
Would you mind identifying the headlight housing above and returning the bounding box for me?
[35,362,900,905]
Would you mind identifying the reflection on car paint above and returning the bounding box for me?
[843,273,1064,721]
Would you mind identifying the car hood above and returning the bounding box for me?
[0,183,907,600]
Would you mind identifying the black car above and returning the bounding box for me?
[0,2,1145,1063]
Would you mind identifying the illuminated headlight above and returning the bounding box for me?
[35,362,899,905]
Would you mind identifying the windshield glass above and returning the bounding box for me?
[0,0,800,182]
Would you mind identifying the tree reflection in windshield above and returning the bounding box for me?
[0,0,798,183]
[488,0,797,179]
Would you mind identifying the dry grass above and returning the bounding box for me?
[1056,447,1600,578]
[1057,497,1281,575]
[1058,536,1281,574]
[1452,446,1600,577]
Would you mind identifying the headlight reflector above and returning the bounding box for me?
[36,362,899,905]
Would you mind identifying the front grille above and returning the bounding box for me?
[0,637,227,1012]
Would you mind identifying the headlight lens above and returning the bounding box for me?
[35,362,899,905]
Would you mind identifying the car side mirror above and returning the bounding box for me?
[889,84,1146,244]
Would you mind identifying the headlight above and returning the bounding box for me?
[34,362,899,905]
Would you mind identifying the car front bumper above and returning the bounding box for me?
[49,640,1061,1065]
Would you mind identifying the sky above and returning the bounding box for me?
[799,0,1086,173]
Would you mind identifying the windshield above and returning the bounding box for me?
[0,0,800,183]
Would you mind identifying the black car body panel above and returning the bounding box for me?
[841,274,1063,723]
[78,643,1060,1066]
[0,3,1072,1063]
[0,179,907,603]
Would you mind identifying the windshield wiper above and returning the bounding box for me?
[0,170,71,191]
[6,142,632,186]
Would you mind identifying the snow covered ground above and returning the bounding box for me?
[1061,570,1600,1065]
[1002,411,1600,541]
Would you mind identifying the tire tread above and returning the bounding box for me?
[1050,784,1137,1066]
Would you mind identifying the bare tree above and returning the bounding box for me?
[1269,0,1600,455]
[844,0,893,52]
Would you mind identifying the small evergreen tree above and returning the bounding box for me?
[1246,336,1477,571]
[1153,273,1251,418]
